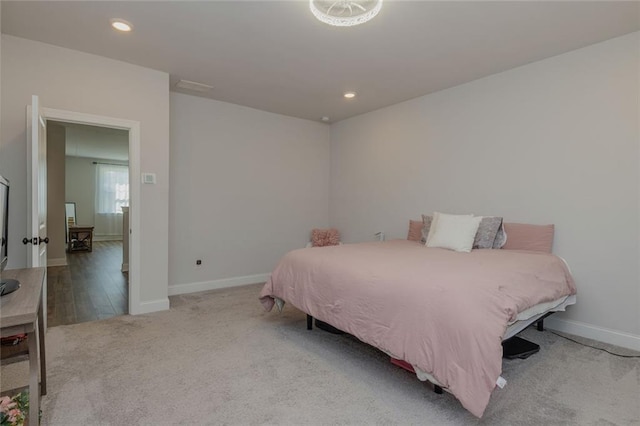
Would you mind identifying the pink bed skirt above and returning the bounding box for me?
[390,357,415,373]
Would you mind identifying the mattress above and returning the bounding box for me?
[505,293,576,339]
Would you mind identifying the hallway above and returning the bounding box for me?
[47,241,128,326]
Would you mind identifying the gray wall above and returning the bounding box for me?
[65,124,129,161]
[329,33,640,348]
[46,123,66,262]
[169,93,330,292]
[65,157,94,227]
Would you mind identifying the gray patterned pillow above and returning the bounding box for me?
[473,216,503,249]
[492,221,507,249]
[420,214,433,244]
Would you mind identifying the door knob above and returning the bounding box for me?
[22,237,38,246]
[38,237,49,245]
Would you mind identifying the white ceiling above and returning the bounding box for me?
[3,1,639,123]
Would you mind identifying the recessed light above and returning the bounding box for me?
[321,116,330,122]
[111,19,133,32]
[343,92,356,99]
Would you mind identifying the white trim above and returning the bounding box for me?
[121,263,129,273]
[47,257,67,267]
[637,38,640,338]
[26,100,40,267]
[168,273,270,296]
[545,317,640,352]
[127,122,142,315]
[136,298,170,315]
[37,107,143,316]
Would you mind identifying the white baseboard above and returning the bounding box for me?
[168,273,270,296]
[131,298,170,315]
[545,317,640,352]
[47,257,67,267]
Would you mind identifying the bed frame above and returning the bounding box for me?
[305,311,555,395]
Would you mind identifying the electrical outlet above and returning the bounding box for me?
[196,259,202,266]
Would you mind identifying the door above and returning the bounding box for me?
[26,95,48,326]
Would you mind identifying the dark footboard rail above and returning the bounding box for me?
[307,314,313,330]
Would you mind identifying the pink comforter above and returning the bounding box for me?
[259,240,576,417]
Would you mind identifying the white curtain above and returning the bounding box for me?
[95,164,129,239]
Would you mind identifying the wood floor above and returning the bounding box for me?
[47,241,128,327]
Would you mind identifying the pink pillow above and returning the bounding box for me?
[502,223,554,253]
[407,220,422,242]
[311,228,340,247]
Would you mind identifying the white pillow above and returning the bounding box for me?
[426,212,482,252]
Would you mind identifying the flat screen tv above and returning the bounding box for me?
[0,175,20,296]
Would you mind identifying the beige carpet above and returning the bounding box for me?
[8,284,639,425]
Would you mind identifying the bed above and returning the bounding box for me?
[259,239,576,418]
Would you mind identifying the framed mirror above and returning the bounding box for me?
[65,202,77,243]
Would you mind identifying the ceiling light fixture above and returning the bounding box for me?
[344,92,356,99]
[310,0,383,27]
[110,19,133,32]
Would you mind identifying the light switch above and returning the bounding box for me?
[141,173,156,184]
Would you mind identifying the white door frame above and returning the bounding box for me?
[26,98,48,269]
[40,107,142,315]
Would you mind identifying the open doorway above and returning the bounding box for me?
[46,121,130,325]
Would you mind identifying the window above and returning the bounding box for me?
[96,164,129,214]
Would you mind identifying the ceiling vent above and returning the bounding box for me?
[175,79,213,93]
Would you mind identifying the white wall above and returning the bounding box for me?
[169,92,330,294]
[330,33,640,348]
[0,35,170,309]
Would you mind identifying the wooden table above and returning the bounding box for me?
[0,267,46,424]
[68,225,94,252]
